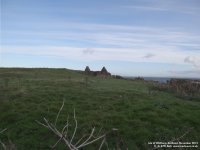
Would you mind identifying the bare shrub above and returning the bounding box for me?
[36,101,125,149]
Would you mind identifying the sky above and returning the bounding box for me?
[1,0,200,78]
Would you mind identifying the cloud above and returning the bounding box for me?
[143,53,155,58]
[3,21,200,49]
[82,48,95,55]
[184,56,200,69]
[124,6,169,12]
[2,45,199,65]
[3,23,200,55]
[123,0,200,15]
[2,20,200,69]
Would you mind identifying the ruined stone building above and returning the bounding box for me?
[84,66,111,77]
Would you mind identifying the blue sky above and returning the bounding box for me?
[1,0,200,77]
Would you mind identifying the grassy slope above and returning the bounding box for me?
[0,68,199,149]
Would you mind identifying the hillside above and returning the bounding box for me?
[0,68,200,149]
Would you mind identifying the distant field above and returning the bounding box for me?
[0,68,200,149]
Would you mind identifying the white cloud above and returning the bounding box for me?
[123,0,200,15]
[82,48,95,55]
[124,6,169,12]
[184,56,200,69]
[2,45,200,66]
[3,22,200,50]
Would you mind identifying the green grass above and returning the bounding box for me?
[0,68,200,149]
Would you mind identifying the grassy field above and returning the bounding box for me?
[0,68,199,149]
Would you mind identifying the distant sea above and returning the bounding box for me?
[124,76,200,83]
[143,77,170,83]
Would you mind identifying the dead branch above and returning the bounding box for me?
[70,109,77,145]
[0,129,7,150]
[0,140,6,150]
[36,101,108,149]
[0,129,7,134]
[55,100,65,126]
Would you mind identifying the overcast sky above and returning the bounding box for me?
[1,0,200,77]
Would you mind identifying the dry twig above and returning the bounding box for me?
[0,129,7,134]
[36,101,108,150]
[0,129,7,150]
